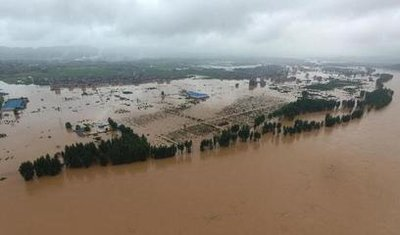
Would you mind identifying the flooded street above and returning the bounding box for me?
[1,72,400,235]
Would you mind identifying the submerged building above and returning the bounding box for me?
[1,97,29,112]
[185,91,209,100]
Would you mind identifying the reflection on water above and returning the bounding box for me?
[0,72,400,234]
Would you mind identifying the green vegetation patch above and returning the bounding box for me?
[18,118,191,181]
[364,88,394,109]
[271,98,338,119]
[376,73,393,89]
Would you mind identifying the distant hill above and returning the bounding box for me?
[0,46,100,61]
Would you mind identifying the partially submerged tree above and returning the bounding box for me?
[65,122,72,129]
[18,161,35,181]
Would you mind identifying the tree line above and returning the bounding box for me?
[19,154,62,181]
[200,79,395,151]
[324,111,362,127]
[197,74,395,152]
[19,118,191,181]
[282,120,323,135]
[271,97,338,119]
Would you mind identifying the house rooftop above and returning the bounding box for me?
[186,91,209,100]
[1,98,28,111]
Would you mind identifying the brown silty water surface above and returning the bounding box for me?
[1,71,400,234]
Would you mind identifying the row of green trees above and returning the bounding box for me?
[325,114,343,127]
[323,86,393,128]
[200,102,376,152]
[63,123,184,167]
[272,86,392,121]
[34,154,63,177]
[271,97,337,119]
[238,125,251,141]
[151,145,177,159]
[200,138,215,151]
[341,99,356,109]
[199,74,395,152]
[200,121,278,152]
[325,109,364,127]
[283,120,323,135]
[262,122,282,134]
[19,119,188,181]
[200,123,259,151]
[199,113,351,152]
[63,142,101,167]
[19,154,62,181]
[177,140,193,154]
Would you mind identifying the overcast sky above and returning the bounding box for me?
[0,0,399,58]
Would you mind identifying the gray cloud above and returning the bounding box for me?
[0,0,399,58]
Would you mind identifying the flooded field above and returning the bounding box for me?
[1,68,399,234]
[0,67,376,176]
[0,77,286,175]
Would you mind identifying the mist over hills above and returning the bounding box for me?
[0,46,399,68]
[0,46,99,61]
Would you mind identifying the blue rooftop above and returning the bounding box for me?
[186,91,209,99]
[1,98,28,111]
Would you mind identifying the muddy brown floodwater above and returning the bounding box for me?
[1,71,400,235]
